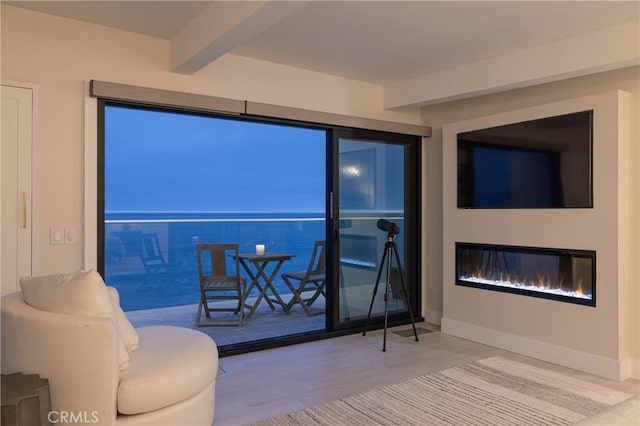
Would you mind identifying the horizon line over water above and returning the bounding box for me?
[105,211,326,223]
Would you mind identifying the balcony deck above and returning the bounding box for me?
[125,293,326,348]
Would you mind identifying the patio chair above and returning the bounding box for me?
[281,240,326,316]
[141,232,167,273]
[196,243,246,327]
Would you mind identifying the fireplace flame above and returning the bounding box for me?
[457,247,593,302]
[533,274,554,290]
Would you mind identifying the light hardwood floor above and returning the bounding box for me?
[214,324,640,425]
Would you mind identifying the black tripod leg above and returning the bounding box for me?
[392,244,419,342]
[382,245,392,352]
[363,248,387,336]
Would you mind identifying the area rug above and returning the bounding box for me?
[255,356,633,426]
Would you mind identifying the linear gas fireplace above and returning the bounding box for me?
[456,242,595,306]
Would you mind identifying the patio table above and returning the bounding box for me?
[233,252,295,320]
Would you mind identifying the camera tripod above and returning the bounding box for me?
[363,231,418,351]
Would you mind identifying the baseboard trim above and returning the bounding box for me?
[621,357,640,380]
[441,317,632,380]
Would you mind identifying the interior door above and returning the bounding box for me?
[331,129,420,331]
[1,84,33,295]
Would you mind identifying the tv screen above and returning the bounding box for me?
[457,110,593,209]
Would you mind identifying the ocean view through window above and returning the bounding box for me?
[103,105,326,312]
[105,211,326,311]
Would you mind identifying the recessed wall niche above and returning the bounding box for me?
[441,90,631,380]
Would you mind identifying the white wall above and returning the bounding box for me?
[0,5,421,280]
[421,67,639,379]
[443,91,630,379]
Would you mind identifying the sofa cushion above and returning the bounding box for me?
[19,270,130,370]
[117,326,218,415]
[106,286,139,352]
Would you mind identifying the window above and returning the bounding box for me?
[96,96,422,353]
[102,104,326,311]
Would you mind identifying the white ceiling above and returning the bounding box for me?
[7,1,639,86]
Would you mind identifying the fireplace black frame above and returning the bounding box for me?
[455,242,596,307]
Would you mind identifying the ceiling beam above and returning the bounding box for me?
[384,20,640,109]
[170,1,307,75]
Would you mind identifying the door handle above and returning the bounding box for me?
[330,192,334,220]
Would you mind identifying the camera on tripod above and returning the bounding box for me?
[364,217,418,351]
[376,219,400,236]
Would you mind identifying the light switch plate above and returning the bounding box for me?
[50,227,64,245]
[64,227,76,245]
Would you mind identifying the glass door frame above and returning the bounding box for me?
[96,97,422,352]
[326,128,422,333]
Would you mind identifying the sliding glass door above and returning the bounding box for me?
[99,100,420,352]
[331,130,420,331]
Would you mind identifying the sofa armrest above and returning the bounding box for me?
[1,292,120,425]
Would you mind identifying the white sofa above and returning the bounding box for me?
[1,272,218,426]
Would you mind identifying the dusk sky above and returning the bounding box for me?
[105,105,326,214]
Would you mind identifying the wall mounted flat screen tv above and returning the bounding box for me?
[457,110,593,209]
